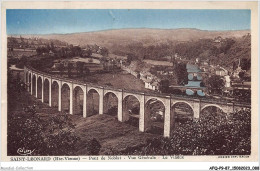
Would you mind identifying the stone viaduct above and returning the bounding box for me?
[24,66,251,137]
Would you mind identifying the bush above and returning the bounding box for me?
[109,109,251,155]
[86,138,101,155]
[8,112,80,156]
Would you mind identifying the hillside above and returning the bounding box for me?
[11,28,250,49]
[10,28,250,73]
[174,34,251,71]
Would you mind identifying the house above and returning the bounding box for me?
[52,60,61,69]
[215,67,228,76]
[151,81,160,91]
[233,59,244,78]
[144,79,153,89]
[216,69,226,76]
[49,50,55,56]
[157,71,164,75]
[214,36,223,43]
[169,71,174,75]
[53,63,61,69]
[231,81,251,90]
[201,60,209,66]
[144,79,160,91]
[224,75,231,88]
[146,75,154,80]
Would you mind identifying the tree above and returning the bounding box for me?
[67,63,73,78]
[57,63,65,76]
[36,46,49,55]
[76,61,84,77]
[100,47,109,57]
[239,71,245,80]
[84,66,90,76]
[173,62,188,85]
[220,38,235,54]
[16,55,27,69]
[206,75,225,94]
[233,61,237,71]
[8,112,80,155]
[36,47,42,55]
[46,44,51,51]
[107,109,251,155]
[200,81,205,87]
[83,49,92,58]
[70,45,82,57]
[126,53,137,65]
[86,138,101,155]
[100,57,107,70]
[50,41,55,51]
[160,79,169,93]
[240,58,251,71]
[137,73,141,79]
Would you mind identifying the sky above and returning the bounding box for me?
[6,9,250,35]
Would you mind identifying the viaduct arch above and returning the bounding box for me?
[24,66,250,137]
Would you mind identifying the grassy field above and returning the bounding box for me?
[66,57,100,64]
[70,114,158,155]
[61,70,153,93]
[143,59,173,66]
[86,71,146,91]
[8,49,37,58]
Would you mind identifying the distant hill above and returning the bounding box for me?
[10,28,250,73]
[11,28,250,48]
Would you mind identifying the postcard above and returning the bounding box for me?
[1,1,258,167]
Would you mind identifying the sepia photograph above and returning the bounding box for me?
[1,2,258,168]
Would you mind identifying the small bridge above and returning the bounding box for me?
[24,66,250,137]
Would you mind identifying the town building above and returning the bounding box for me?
[224,75,231,88]
[233,59,244,78]
[144,79,160,91]
[215,66,228,76]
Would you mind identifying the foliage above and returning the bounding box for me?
[67,63,73,78]
[76,61,84,77]
[29,56,54,71]
[169,88,183,95]
[57,63,65,76]
[100,47,109,57]
[85,138,102,155]
[70,45,83,57]
[219,38,235,54]
[112,35,250,72]
[83,49,92,58]
[16,55,28,69]
[36,46,50,55]
[160,79,169,93]
[126,53,138,64]
[7,75,83,156]
[173,62,188,85]
[206,75,225,94]
[108,109,251,155]
[240,58,251,71]
[239,71,245,80]
[84,66,90,76]
[107,106,118,117]
[233,89,251,103]
[36,44,84,59]
[8,111,80,155]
